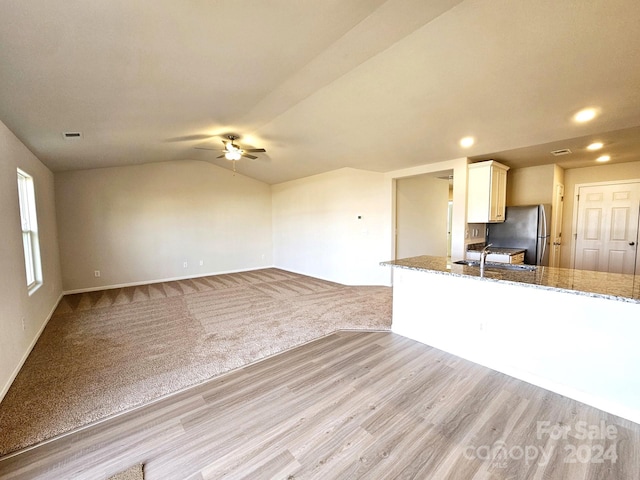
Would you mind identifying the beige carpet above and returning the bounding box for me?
[108,464,144,480]
[0,268,391,457]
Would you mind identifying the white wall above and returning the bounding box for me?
[0,120,63,402]
[55,160,273,291]
[507,164,555,206]
[396,174,449,258]
[272,168,392,285]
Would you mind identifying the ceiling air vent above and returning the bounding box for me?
[62,132,83,140]
[551,148,571,156]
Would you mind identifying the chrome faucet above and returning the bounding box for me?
[480,243,493,277]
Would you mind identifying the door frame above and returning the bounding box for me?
[394,173,450,260]
[549,182,564,268]
[569,178,640,270]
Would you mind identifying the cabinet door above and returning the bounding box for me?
[467,161,509,223]
[489,167,507,222]
[467,166,491,223]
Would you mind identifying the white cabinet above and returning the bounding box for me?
[467,160,509,223]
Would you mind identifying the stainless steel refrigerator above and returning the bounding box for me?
[487,204,552,265]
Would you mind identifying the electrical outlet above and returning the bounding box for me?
[21,317,25,331]
[199,260,204,266]
[94,270,101,278]
[183,262,188,268]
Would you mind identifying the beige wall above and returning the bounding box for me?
[507,164,556,206]
[55,160,273,291]
[560,160,640,268]
[396,174,449,258]
[272,168,392,285]
[0,120,63,401]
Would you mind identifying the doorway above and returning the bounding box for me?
[395,172,451,259]
[573,180,640,274]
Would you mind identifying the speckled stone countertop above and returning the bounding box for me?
[466,246,525,256]
[381,255,640,304]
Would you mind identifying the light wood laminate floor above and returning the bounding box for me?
[0,331,638,479]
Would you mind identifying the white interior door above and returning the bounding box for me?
[574,182,640,274]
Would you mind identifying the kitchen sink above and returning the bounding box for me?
[452,260,537,271]
[453,260,480,266]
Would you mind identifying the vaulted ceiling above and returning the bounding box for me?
[1,0,639,184]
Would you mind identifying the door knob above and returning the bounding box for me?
[630,242,636,246]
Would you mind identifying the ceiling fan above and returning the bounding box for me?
[195,135,266,161]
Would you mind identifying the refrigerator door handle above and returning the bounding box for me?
[540,206,548,238]
[538,205,550,265]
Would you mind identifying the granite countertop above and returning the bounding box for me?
[466,246,526,256]
[381,255,640,304]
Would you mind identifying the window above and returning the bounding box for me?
[17,169,42,294]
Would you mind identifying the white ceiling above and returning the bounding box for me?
[1,0,639,184]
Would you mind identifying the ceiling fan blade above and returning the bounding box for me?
[195,146,220,151]
[244,148,266,153]
[242,153,258,160]
[216,154,226,159]
[166,134,214,142]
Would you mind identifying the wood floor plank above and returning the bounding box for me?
[1,331,638,480]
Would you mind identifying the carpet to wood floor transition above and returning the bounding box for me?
[0,268,392,457]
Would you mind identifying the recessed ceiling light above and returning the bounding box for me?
[587,142,604,151]
[459,136,474,148]
[596,155,611,163]
[573,108,598,123]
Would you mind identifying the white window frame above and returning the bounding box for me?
[17,169,42,294]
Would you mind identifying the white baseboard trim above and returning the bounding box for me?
[273,265,393,287]
[63,265,276,295]
[271,265,344,285]
[0,292,64,404]
[273,265,391,287]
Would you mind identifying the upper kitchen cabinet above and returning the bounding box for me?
[467,160,509,223]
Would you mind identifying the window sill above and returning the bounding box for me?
[27,282,42,296]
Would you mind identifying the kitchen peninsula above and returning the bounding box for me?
[382,255,640,424]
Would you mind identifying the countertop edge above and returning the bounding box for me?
[381,259,640,304]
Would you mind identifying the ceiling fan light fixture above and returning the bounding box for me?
[193,134,265,163]
[225,150,242,161]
